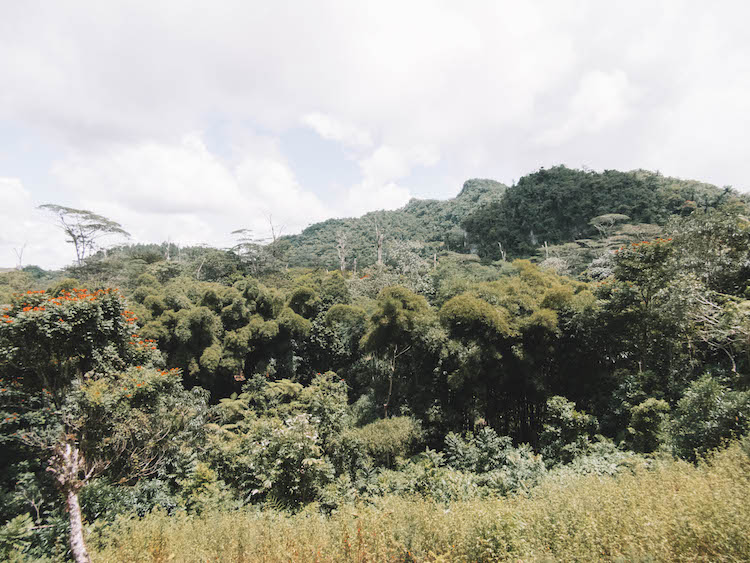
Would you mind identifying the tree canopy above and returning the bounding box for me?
[39,204,130,265]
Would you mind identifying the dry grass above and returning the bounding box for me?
[91,441,750,562]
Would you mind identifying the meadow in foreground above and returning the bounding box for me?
[91,438,750,562]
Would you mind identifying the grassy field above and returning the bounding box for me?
[91,440,750,562]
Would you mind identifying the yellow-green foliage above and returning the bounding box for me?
[0,270,36,305]
[347,416,423,466]
[439,294,512,340]
[92,439,750,562]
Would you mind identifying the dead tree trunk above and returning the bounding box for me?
[336,230,348,272]
[195,256,206,280]
[375,222,385,266]
[497,242,506,261]
[383,345,411,418]
[13,243,26,269]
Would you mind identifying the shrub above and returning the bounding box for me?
[348,416,423,467]
[628,397,670,453]
[445,427,546,494]
[540,395,598,465]
[671,374,750,459]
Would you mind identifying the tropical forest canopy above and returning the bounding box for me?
[2,165,750,561]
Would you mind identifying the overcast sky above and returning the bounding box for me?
[1,1,749,269]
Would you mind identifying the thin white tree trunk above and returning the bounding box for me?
[48,442,94,563]
[66,489,91,563]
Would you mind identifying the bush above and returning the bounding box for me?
[347,416,423,467]
[628,397,670,453]
[671,374,750,460]
[445,427,546,494]
[0,514,33,561]
[539,396,598,465]
[212,413,334,507]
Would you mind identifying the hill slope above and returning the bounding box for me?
[284,166,742,269]
[283,178,507,269]
[463,166,739,259]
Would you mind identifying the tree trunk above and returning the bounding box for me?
[66,488,91,563]
[47,441,94,563]
[375,223,384,265]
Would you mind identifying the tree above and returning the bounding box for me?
[670,374,750,460]
[461,166,697,259]
[374,217,385,266]
[335,229,349,272]
[38,205,130,266]
[589,213,631,237]
[0,287,206,562]
[362,286,440,417]
[539,396,598,464]
[627,398,669,453]
[231,226,289,276]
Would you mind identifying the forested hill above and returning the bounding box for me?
[282,178,507,269]
[463,167,739,260]
[282,166,742,272]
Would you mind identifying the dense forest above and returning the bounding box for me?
[2,166,750,561]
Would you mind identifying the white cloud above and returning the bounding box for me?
[339,144,440,217]
[535,70,637,147]
[341,180,412,218]
[234,156,330,234]
[301,113,372,148]
[51,133,330,251]
[54,134,240,215]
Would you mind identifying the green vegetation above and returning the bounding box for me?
[91,439,750,562]
[284,178,506,269]
[462,166,741,260]
[2,166,749,561]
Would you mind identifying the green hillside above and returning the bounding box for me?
[283,178,507,269]
[463,166,739,259]
[282,167,743,276]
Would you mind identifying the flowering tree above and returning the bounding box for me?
[0,287,205,563]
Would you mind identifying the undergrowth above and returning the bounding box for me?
[90,438,750,562]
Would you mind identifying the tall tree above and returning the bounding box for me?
[374,218,385,266]
[362,286,442,417]
[335,229,349,272]
[39,204,130,265]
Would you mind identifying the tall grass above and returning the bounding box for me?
[91,440,750,562]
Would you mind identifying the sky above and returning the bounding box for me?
[1,1,749,269]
